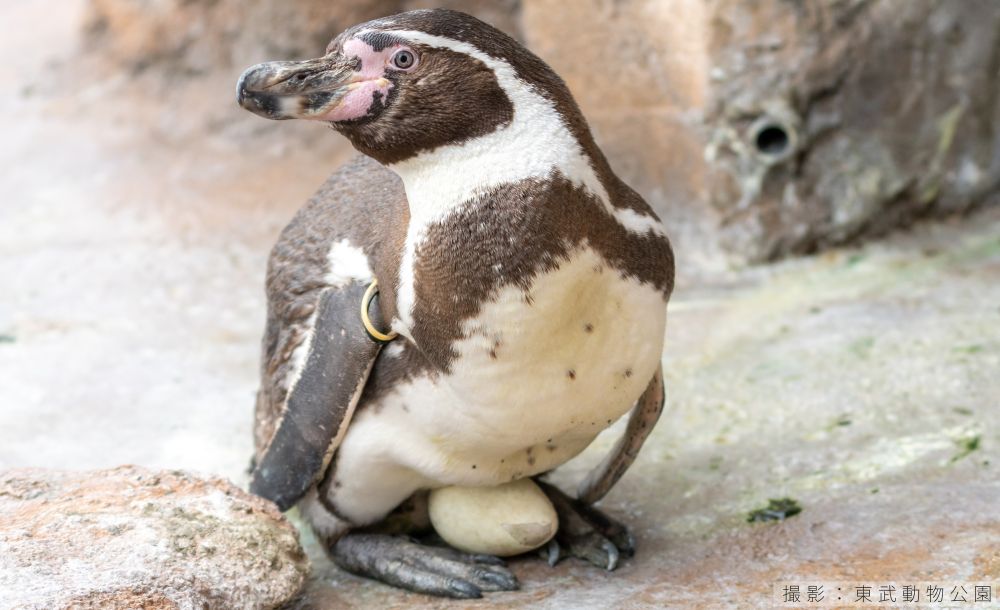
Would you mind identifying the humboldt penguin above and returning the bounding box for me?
[237,8,674,598]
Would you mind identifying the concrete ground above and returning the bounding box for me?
[1,2,998,608]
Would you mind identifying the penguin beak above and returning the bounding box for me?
[237,53,361,121]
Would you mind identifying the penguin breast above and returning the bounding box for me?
[442,245,667,441]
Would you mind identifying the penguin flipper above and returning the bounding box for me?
[576,364,665,504]
[250,282,383,511]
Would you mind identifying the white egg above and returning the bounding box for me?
[428,479,558,557]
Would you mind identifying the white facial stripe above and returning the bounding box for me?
[383,30,666,332]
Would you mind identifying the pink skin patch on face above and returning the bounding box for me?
[315,37,397,122]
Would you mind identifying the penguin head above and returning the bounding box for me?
[237,9,581,165]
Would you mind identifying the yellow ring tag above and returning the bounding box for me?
[361,279,398,343]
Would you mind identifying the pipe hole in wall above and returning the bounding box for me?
[755,125,790,157]
[747,115,798,165]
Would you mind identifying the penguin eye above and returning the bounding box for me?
[390,49,417,71]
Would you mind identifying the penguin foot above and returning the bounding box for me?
[535,479,635,571]
[330,533,519,598]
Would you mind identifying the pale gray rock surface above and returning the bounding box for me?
[0,466,308,610]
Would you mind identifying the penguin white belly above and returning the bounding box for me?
[331,247,665,522]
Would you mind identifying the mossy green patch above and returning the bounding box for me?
[747,498,802,523]
[950,435,981,463]
[953,344,984,354]
[825,415,853,432]
[919,102,965,205]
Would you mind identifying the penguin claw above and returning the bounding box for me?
[541,538,560,566]
[446,579,482,599]
[600,538,619,571]
[475,566,519,591]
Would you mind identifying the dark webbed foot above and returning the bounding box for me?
[535,479,635,571]
[330,533,519,599]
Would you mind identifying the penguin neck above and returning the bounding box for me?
[379,30,609,228]
[387,112,602,229]
[387,112,664,240]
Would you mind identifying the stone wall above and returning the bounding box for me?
[524,0,1000,262]
[83,0,1000,264]
[698,0,1000,260]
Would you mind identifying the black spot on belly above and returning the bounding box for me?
[471,464,477,469]
[527,456,536,466]
[584,323,594,333]
[624,368,633,378]
[567,369,576,380]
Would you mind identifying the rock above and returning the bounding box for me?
[428,479,558,557]
[699,0,1000,261]
[0,466,308,610]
